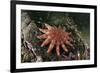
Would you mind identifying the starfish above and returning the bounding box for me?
[37,24,73,56]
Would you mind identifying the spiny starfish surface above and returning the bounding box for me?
[37,24,73,56]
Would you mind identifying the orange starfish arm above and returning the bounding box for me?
[41,37,51,47]
[39,28,48,34]
[37,34,48,39]
[67,37,73,42]
[45,24,53,30]
[65,40,73,47]
[66,32,71,36]
[47,40,55,54]
[56,43,60,56]
[61,44,68,52]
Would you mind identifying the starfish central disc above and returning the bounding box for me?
[37,24,73,56]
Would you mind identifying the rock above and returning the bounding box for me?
[21,12,31,30]
[22,20,38,42]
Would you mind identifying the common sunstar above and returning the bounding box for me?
[37,24,74,56]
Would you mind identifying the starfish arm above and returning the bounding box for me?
[47,40,55,54]
[64,37,73,43]
[41,37,51,47]
[39,28,48,34]
[67,36,73,42]
[45,24,52,30]
[65,41,73,47]
[64,36,73,42]
[37,34,48,39]
[56,43,60,56]
[61,44,68,52]
[65,32,71,36]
